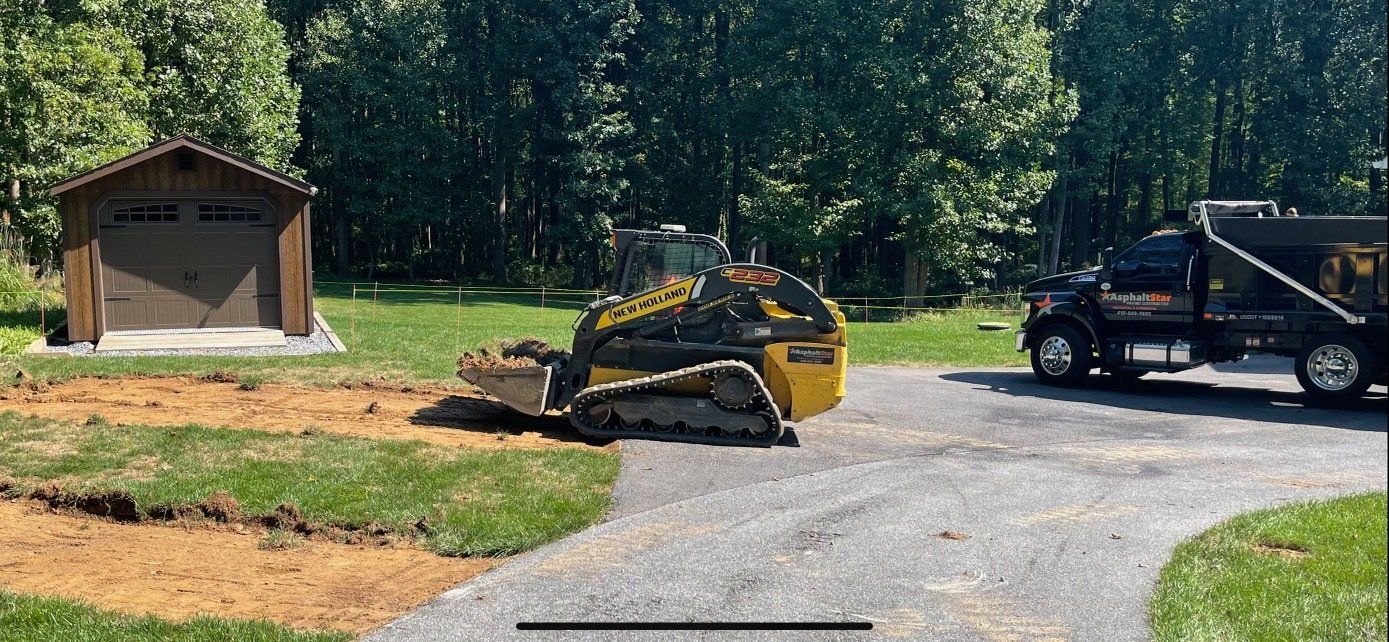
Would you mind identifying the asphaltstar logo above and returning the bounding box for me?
[1101,292,1173,305]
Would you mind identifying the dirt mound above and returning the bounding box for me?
[199,369,239,384]
[263,502,305,531]
[458,337,569,375]
[457,350,536,373]
[0,500,494,634]
[501,337,569,365]
[198,491,241,522]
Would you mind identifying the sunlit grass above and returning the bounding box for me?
[13,285,1026,383]
[1151,492,1388,641]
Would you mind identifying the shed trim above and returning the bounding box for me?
[49,135,317,197]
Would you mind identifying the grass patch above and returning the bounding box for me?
[237,374,268,391]
[15,285,1024,384]
[1151,492,1388,641]
[258,528,305,551]
[849,309,1026,367]
[0,412,620,556]
[0,590,347,642]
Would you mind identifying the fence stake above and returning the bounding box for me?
[350,285,358,351]
[455,287,463,351]
[38,292,46,337]
[371,281,379,321]
[540,286,546,310]
[864,296,869,323]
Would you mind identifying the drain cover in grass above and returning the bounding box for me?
[976,322,1012,331]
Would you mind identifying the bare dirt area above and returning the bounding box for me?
[0,500,495,635]
[0,376,606,451]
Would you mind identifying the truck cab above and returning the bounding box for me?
[1016,200,1387,403]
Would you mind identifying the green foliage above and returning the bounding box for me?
[0,1,150,251]
[0,0,301,261]
[114,0,302,170]
[1151,492,1388,641]
[0,590,350,642]
[506,260,575,289]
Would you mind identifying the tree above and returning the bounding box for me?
[0,0,149,259]
[114,0,301,170]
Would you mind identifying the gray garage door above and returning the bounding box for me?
[99,198,280,331]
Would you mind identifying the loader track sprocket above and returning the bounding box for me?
[570,360,784,447]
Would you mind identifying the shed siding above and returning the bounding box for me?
[61,147,313,341]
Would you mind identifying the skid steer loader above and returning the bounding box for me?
[459,226,848,446]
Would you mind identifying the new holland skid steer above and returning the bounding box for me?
[459,227,848,446]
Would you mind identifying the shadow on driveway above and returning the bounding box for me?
[940,370,1387,432]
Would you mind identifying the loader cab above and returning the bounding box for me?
[1098,231,1203,334]
[609,228,732,297]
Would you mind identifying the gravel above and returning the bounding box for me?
[37,321,341,358]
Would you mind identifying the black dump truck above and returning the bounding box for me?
[1016,200,1387,402]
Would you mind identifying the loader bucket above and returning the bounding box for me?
[458,364,554,416]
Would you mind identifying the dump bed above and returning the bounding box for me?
[1203,215,1388,316]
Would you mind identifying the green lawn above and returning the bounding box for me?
[848,309,1026,367]
[0,591,348,642]
[12,284,1024,384]
[1151,492,1388,642]
[0,412,620,557]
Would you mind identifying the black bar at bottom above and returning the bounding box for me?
[517,622,872,631]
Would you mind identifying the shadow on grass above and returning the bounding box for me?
[410,395,610,446]
[940,370,1387,432]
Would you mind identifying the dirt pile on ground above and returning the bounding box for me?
[0,376,603,450]
[458,337,569,375]
[198,491,241,522]
[0,500,494,634]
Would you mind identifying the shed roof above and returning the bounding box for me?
[49,134,317,196]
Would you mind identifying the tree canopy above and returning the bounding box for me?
[2,0,1385,295]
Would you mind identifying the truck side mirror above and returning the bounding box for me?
[1099,247,1115,282]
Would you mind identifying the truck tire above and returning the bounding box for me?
[1295,334,1377,404]
[1029,324,1093,388]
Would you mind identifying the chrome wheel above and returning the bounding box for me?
[1306,344,1359,391]
[1038,335,1072,376]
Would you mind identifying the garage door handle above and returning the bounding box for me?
[193,271,199,288]
[100,224,127,229]
[104,297,131,302]
[184,271,190,287]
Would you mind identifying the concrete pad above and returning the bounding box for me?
[95,328,287,352]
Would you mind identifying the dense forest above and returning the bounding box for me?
[3,0,1385,299]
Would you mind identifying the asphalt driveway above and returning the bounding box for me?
[371,358,1387,641]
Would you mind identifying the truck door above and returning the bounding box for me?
[1099,232,1198,334]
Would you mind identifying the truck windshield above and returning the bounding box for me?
[1115,233,1186,276]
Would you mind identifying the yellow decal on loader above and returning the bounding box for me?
[595,277,697,329]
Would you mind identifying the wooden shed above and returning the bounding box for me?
[50,135,316,342]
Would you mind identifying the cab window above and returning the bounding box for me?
[1114,233,1188,277]
[619,239,725,296]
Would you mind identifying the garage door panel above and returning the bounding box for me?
[156,298,202,327]
[99,197,281,331]
[194,264,265,295]
[106,300,151,330]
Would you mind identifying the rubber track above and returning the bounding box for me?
[569,360,785,447]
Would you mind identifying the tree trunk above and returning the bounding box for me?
[902,252,927,309]
[334,206,351,275]
[491,135,508,282]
